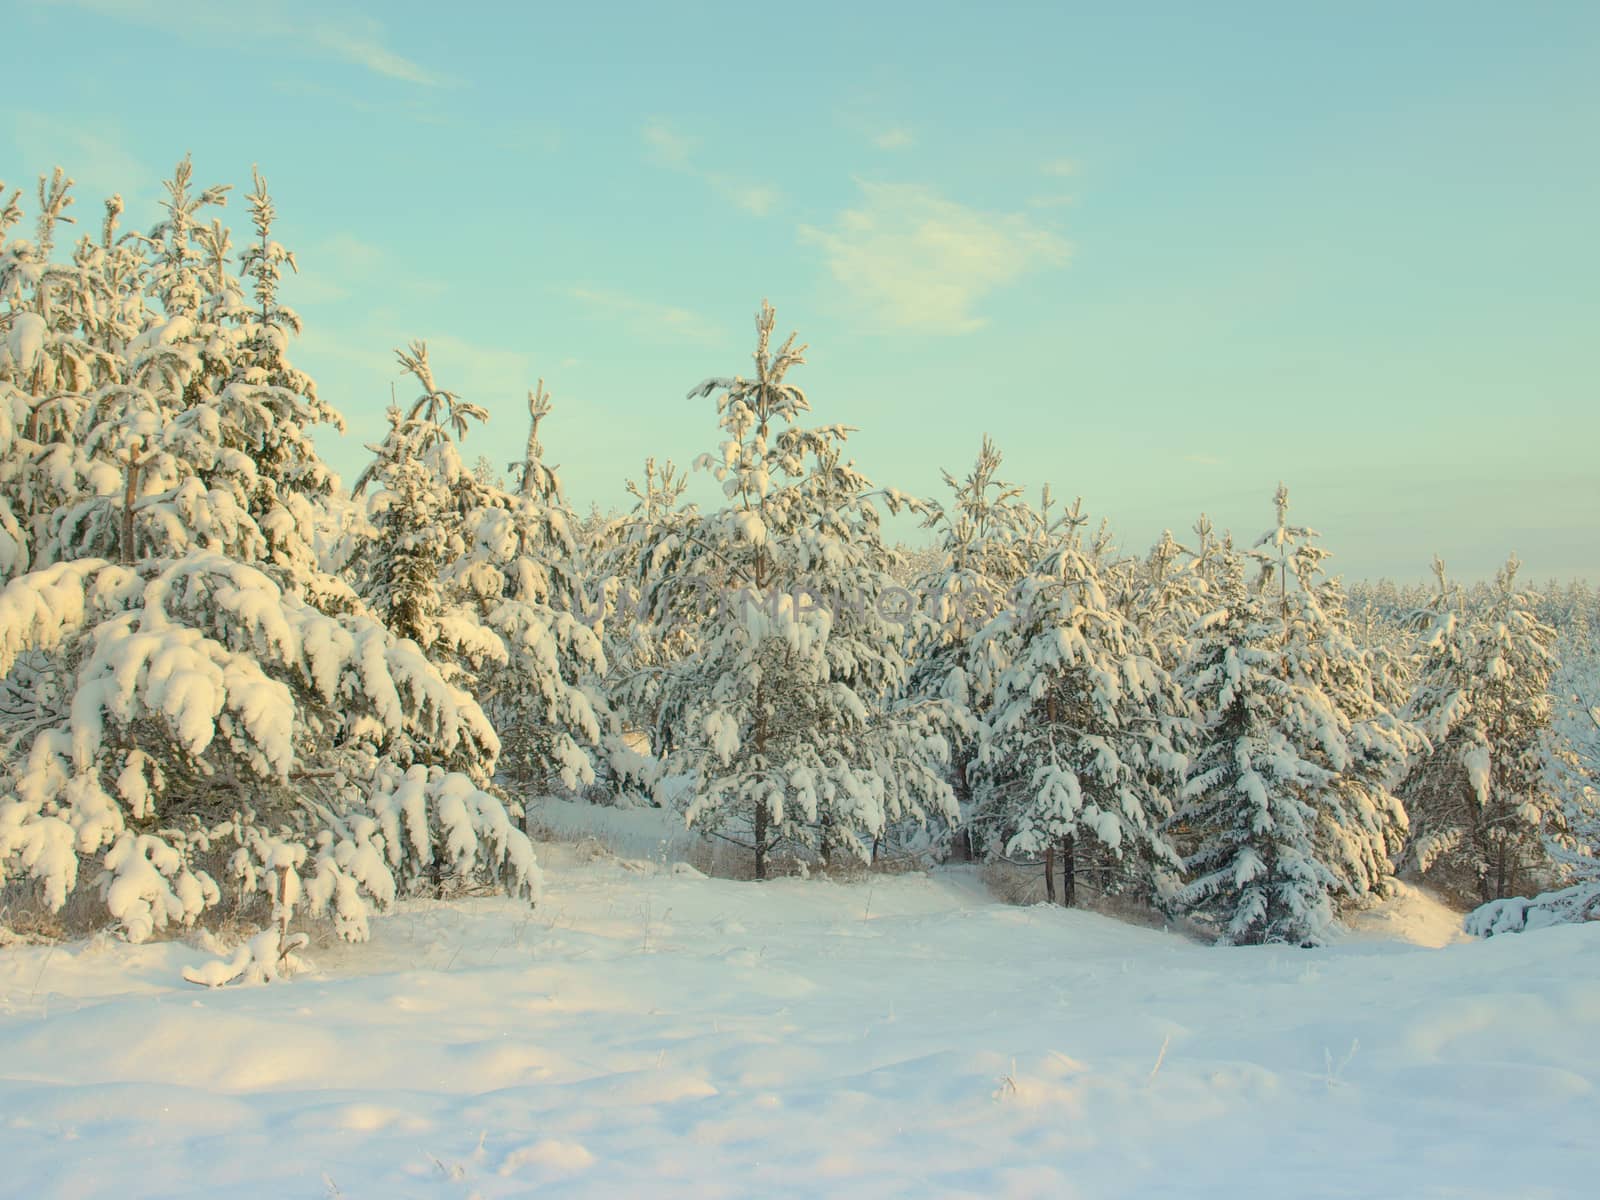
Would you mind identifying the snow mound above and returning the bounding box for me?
[1340,881,1471,948]
[1466,881,1600,937]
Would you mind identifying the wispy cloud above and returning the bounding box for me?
[283,233,392,305]
[1041,158,1077,177]
[726,184,779,217]
[641,117,780,216]
[271,76,452,129]
[310,23,440,85]
[8,110,159,205]
[319,232,387,275]
[642,118,696,170]
[292,326,398,389]
[35,0,445,86]
[799,181,1070,334]
[874,127,915,150]
[567,286,725,345]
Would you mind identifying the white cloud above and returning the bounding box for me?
[311,23,440,86]
[35,0,443,86]
[567,287,725,346]
[874,128,915,150]
[727,183,779,216]
[292,326,398,385]
[283,233,390,305]
[318,233,387,275]
[642,118,696,170]
[285,275,350,306]
[641,118,780,216]
[1042,158,1077,177]
[8,111,158,207]
[799,181,1070,334]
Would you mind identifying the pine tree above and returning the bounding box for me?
[651,302,955,877]
[0,171,139,580]
[359,406,450,647]
[1402,555,1558,903]
[592,456,699,798]
[1254,485,1416,907]
[219,167,346,589]
[1543,645,1600,887]
[0,164,538,945]
[1175,549,1341,944]
[1117,526,1213,675]
[351,344,607,797]
[972,529,1188,908]
[1173,486,1419,941]
[909,436,1056,856]
[462,383,607,796]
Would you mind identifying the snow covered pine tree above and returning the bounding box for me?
[908,436,1059,859]
[647,302,956,878]
[1402,555,1558,903]
[350,342,608,801]
[0,162,538,965]
[1175,546,1343,944]
[972,517,1189,908]
[1175,487,1418,944]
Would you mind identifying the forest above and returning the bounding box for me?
[2,160,1596,980]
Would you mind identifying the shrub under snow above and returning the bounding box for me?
[0,553,537,941]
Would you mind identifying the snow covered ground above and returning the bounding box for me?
[1,840,1595,1198]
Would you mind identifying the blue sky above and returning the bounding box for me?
[5,0,1597,581]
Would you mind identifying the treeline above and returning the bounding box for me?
[0,162,1594,956]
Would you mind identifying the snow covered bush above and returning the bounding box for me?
[0,545,524,941]
[1465,880,1600,937]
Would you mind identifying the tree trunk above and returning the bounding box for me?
[1493,832,1510,904]
[120,440,145,566]
[952,756,974,862]
[1044,843,1056,904]
[750,669,769,881]
[754,799,768,882]
[1060,833,1076,907]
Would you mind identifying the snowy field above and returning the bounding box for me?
[2,839,1595,1199]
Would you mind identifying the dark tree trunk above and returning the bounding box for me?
[1060,833,1076,907]
[1044,843,1056,904]
[754,800,768,881]
[952,756,974,862]
[1465,784,1494,905]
